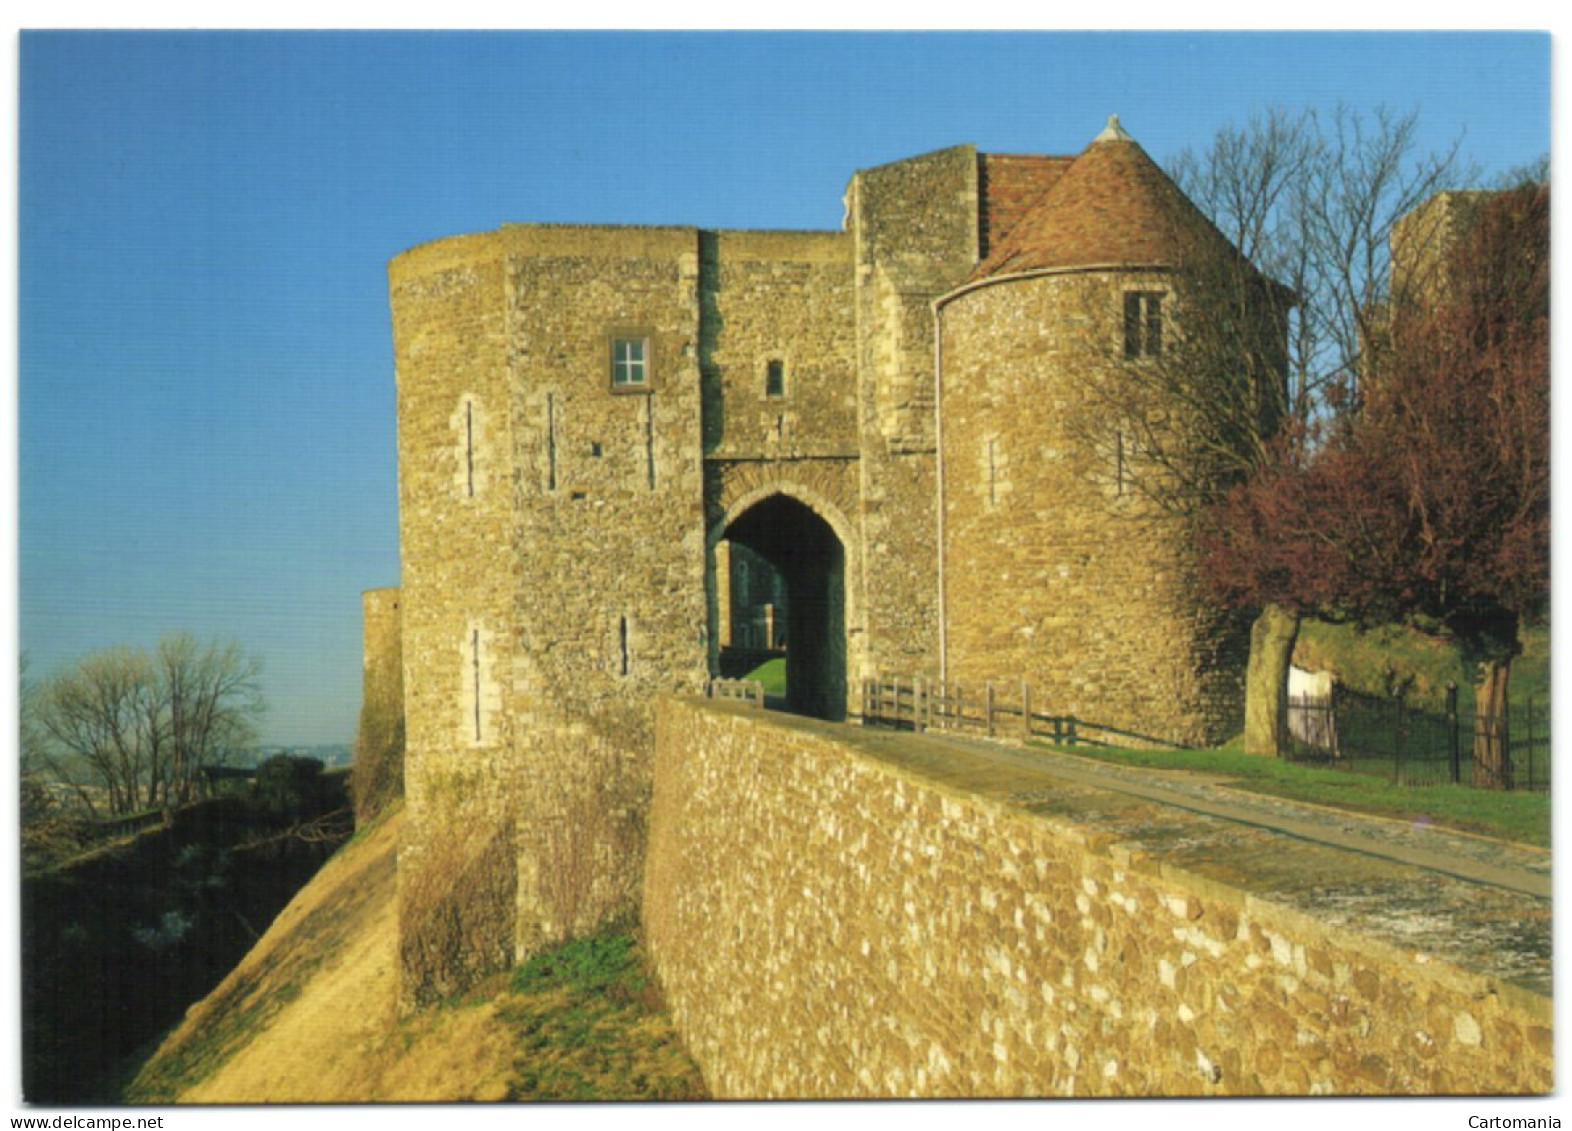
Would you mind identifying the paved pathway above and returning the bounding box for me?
[842,719,1552,997]
[935,735,1552,899]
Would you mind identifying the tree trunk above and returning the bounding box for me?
[1244,603,1300,756]
[1473,657,1514,789]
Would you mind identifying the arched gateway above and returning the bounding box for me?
[716,492,848,721]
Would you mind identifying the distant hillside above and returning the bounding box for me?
[127,806,705,1103]
[250,743,353,769]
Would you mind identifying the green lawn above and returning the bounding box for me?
[744,657,787,697]
[1059,738,1550,848]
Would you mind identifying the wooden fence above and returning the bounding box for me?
[705,677,766,708]
[860,676,1084,745]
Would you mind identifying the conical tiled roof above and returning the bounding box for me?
[969,116,1243,282]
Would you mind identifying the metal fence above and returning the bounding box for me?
[1287,684,1549,792]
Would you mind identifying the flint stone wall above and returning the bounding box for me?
[643,698,1552,1098]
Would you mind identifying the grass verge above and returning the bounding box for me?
[1058,739,1550,848]
[499,932,707,1101]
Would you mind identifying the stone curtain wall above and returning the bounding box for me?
[644,698,1552,1098]
[351,587,405,825]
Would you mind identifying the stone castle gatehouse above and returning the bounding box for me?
[378,118,1280,1000]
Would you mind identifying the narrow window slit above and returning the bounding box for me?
[465,399,475,497]
[471,628,482,742]
[644,398,656,490]
[546,393,558,491]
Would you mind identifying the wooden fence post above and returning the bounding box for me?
[985,681,995,737]
[1021,680,1032,743]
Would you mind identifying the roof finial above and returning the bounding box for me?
[1094,114,1133,144]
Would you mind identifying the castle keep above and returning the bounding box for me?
[382,118,1273,999]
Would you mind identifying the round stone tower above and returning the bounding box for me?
[934,117,1268,746]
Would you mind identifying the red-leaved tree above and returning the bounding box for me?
[1202,182,1549,782]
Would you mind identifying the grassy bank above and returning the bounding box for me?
[1296,619,1550,710]
[1061,740,1550,847]
[128,806,705,1104]
[501,933,706,1100]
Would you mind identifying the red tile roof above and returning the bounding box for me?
[971,122,1243,283]
[977,153,1074,259]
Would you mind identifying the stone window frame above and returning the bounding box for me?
[1123,290,1164,360]
[607,328,657,394]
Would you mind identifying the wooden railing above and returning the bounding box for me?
[860,676,1080,745]
[706,677,766,708]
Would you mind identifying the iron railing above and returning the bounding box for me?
[1287,684,1549,792]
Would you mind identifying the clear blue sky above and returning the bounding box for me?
[16,31,1550,745]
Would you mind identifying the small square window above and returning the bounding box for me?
[1124,292,1163,360]
[765,359,786,398]
[611,336,649,388]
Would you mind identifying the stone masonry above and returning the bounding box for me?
[644,698,1552,1097]
[378,118,1282,999]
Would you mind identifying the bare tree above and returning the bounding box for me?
[19,655,60,824]
[1173,105,1469,425]
[30,635,264,816]
[156,633,263,806]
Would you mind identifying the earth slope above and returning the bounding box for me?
[128,807,520,1102]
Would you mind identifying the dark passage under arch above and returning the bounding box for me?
[723,494,847,721]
